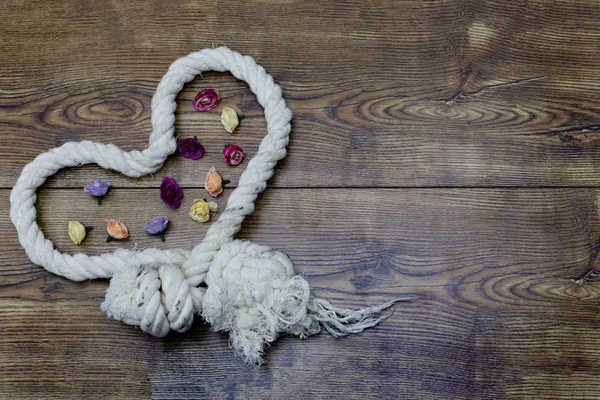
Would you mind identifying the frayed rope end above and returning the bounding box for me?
[308,297,410,338]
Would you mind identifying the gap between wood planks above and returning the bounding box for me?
[6,186,600,190]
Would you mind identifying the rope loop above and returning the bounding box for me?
[10,47,403,364]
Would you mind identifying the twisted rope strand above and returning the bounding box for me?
[10,47,290,283]
[11,48,400,358]
[10,47,292,334]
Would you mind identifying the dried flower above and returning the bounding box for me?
[189,198,218,223]
[223,144,245,166]
[177,137,205,159]
[144,217,169,242]
[193,88,219,111]
[68,221,92,245]
[205,166,223,197]
[106,219,129,242]
[221,107,240,133]
[84,180,111,205]
[160,176,183,208]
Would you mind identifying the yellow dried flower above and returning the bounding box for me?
[221,107,240,134]
[68,221,88,245]
[189,199,218,223]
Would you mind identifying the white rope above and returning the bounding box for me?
[10,47,405,364]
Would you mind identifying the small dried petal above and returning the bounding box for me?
[223,144,245,166]
[221,107,240,134]
[205,167,223,197]
[107,219,129,240]
[193,89,219,111]
[189,199,216,223]
[68,221,87,245]
[144,217,169,235]
[177,137,205,159]
[207,201,218,212]
[84,180,111,197]
[160,176,183,208]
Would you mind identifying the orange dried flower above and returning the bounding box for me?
[106,219,129,241]
[205,166,223,197]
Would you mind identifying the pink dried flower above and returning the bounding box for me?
[223,144,245,167]
[192,88,219,111]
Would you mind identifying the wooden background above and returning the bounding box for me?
[2,0,600,399]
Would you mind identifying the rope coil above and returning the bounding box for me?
[10,47,405,365]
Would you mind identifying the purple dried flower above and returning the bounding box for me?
[144,217,169,242]
[84,180,111,196]
[177,137,205,159]
[84,180,111,205]
[160,176,183,208]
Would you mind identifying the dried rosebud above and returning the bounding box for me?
[144,217,169,234]
[223,144,245,166]
[84,180,111,205]
[160,176,183,208]
[193,88,219,111]
[189,199,218,223]
[144,217,169,242]
[177,137,205,159]
[205,166,223,197]
[221,107,240,134]
[84,180,111,196]
[68,221,87,245]
[106,219,129,241]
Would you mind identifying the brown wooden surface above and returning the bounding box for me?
[2,0,600,399]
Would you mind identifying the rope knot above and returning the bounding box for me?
[101,263,201,337]
[10,47,403,365]
[201,240,408,365]
[202,240,317,364]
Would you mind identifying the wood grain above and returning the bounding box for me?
[2,0,600,187]
[3,188,600,399]
[3,0,600,398]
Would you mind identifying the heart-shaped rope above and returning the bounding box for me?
[10,47,406,364]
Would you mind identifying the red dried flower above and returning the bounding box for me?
[192,88,219,111]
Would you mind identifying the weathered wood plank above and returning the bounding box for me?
[2,0,600,188]
[4,0,600,398]
[3,188,599,306]
[3,79,600,189]
[3,297,600,399]
[3,186,600,398]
